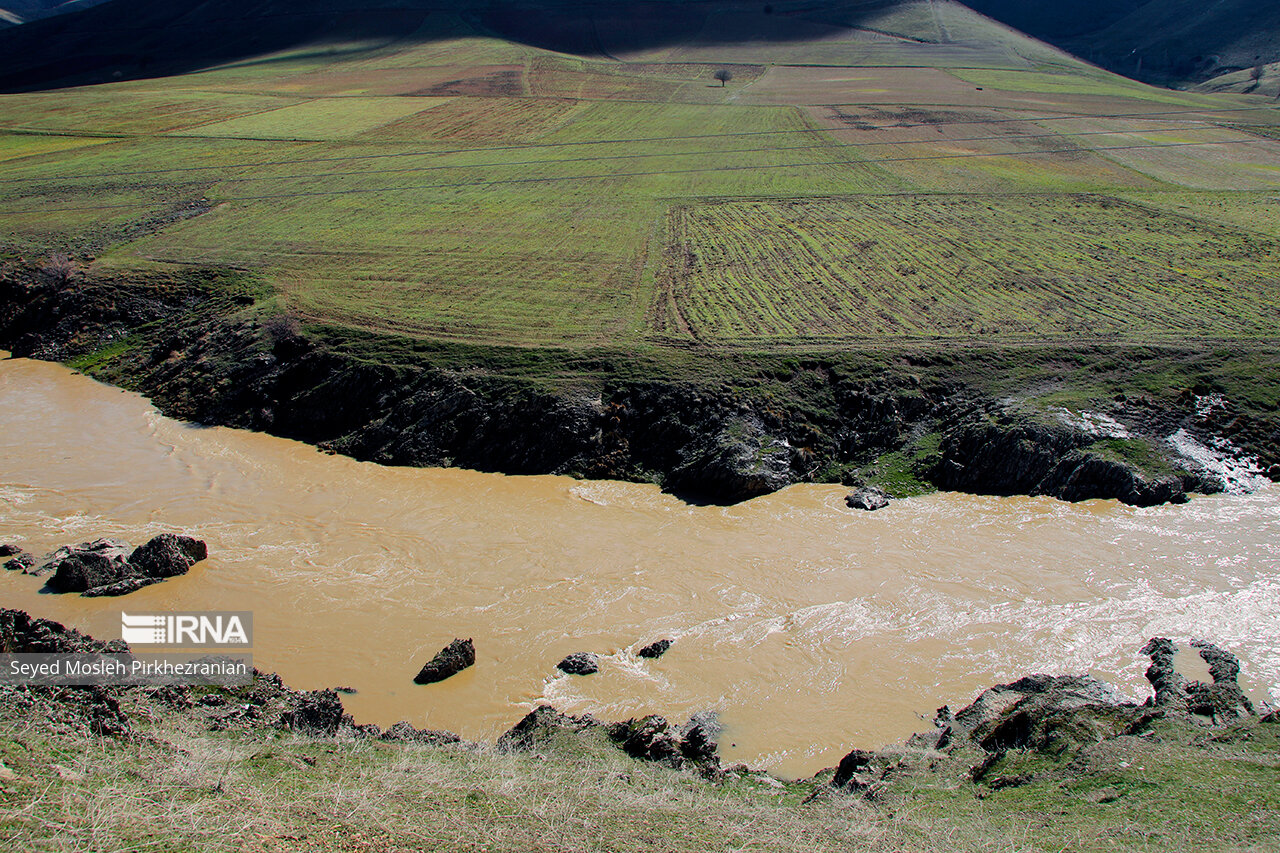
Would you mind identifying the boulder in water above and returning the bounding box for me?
[637,639,673,659]
[414,638,475,684]
[130,533,208,579]
[43,539,134,592]
[556,652,599,675]
[845,487,890,511]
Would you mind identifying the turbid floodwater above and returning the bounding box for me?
[1,354,1277,776]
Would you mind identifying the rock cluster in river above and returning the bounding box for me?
[2,546,35,572]
[21,534,207,597]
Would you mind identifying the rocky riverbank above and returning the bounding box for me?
[2,259,1276,506]
[3,608,1277,852]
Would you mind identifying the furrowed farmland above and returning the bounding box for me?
[652,195,1280,343]
[1,0,1279,354]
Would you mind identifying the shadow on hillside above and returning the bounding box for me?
[0,0,961,92]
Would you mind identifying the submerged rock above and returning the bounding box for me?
[845,486,890,511]
[557,652,599,675]
[42,539,134,592]
[637,639,673,659]
[130,534,208,579]
[82,577,163,598]
[413,638,475,685]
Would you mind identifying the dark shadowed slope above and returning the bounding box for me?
[0,0,109,26]
[0,0,1085,92]
[967,0,1280,89]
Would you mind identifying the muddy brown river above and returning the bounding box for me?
[1,354,1277,776]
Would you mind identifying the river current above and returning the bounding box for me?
[1,354,1277,776]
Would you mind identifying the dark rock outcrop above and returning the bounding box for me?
[934,673,1143,759]
[31,534,207,595]
[608,715,682,764]
[497,704,720,774]
[0,608,128,654]
[279,688,352,736]
[129,533,208,578]
[556,652,599,675]
[607,713,722,774]
[832,637,1261,798]
[1037,452,1186,506]
[832,748,893,792]
[497,705,603,752]
[1140,637,1186,708]
[679,711,722,764]
[0,544,20,557]
[637,639,673,659]
[42,539,134,592]
[932,411,1190,507]
[380,721,463,745]
[845,486,890,511]
[414,638,475,684]
[663,416,794,504]
[1143,637,1255,722]
[0,610,136,737]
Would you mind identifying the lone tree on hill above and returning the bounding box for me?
[714,68,733,87]
[1252,63,1266,84]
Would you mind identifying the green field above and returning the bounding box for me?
[1,3,1279,352]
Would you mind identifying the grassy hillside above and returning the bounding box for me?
[4,677,1280,852]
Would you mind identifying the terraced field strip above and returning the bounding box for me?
[0,88,307,135]
[170,97,449,141]
[946,69,1220,107]
[652,194,1280,343]
[0,133,115,164]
